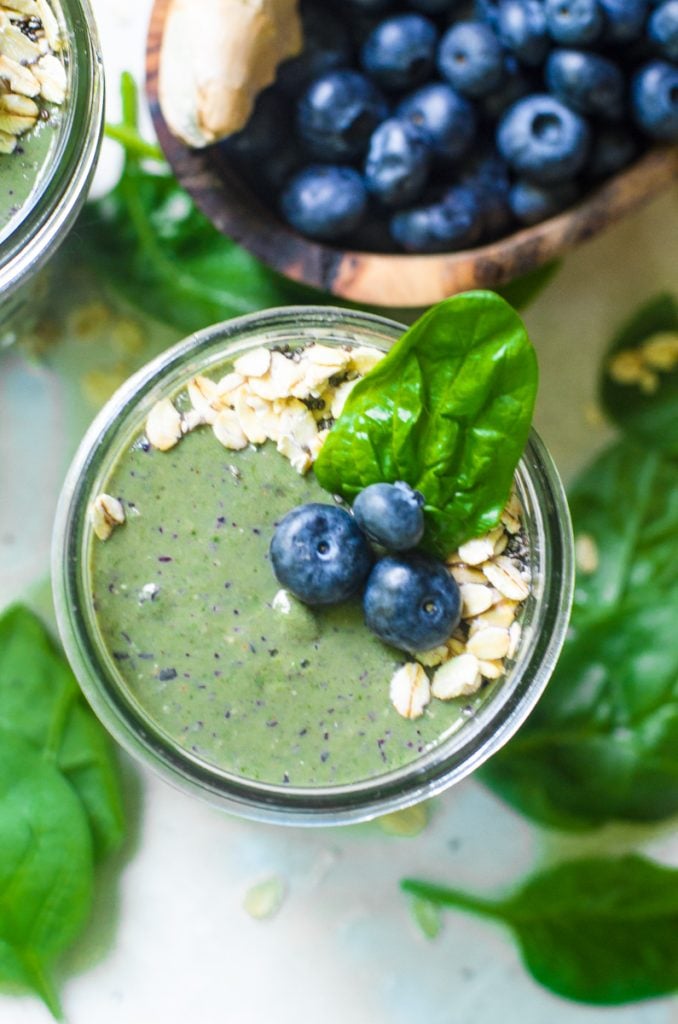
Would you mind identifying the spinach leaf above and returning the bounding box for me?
[480,441,678,828]
[0,605,125,860]
[314,290,538,555]
[0,732,94,1020]
[79,73,316,335]
[600,293,678,455]
[402,854,678,1004]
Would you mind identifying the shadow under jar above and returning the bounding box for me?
[53,306,574,826]
[0,0,103,346]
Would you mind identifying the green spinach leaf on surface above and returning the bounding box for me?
[601,293,678,455]
[79,73,316,335]
[480,441,678,828]
[402,855,678,1005]
[0,605,125,860]
[314,290,538,556]
[0,732,93,1020]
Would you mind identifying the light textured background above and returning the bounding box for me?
[1,2,678,1022]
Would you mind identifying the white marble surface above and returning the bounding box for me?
[2,2,678,1022]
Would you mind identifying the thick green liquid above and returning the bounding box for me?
[89,379,486,789]
[0,115,62,241]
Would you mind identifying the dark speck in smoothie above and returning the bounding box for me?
[158,555,172,562]
[320,751,330,763]
[158,668,177,681]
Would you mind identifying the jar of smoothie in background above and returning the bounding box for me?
[0,0,103,347]
[52,306,574,826]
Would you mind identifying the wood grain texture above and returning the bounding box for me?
[146,0,678,308]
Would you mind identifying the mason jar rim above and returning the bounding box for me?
[0,0,104,297]
[52,305,575,826]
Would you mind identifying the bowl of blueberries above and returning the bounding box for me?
[147,0,678,307]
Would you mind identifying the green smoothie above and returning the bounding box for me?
[89,385,489,789]
[0,118,63,241]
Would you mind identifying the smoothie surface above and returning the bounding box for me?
[89,401,485,788]
[0,116,62,242]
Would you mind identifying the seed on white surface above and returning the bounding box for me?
[389,662,431,720]
[431,653,482,700]
[146,397,183,451]
[90,493,125,541]
[243,875,286,920]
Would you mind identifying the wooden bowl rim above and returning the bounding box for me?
[146,0,678,308]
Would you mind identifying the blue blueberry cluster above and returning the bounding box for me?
[270,482,461,653]
[221,0,678,252]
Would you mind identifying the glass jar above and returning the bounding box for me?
[0,0,103,346]
[52,306,574,826]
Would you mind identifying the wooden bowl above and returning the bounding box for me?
[146,0,678,308]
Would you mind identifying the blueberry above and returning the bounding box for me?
[270,503,373,605]
[297,70,388,161]
[397,82,477,161]
[546,49,625,120]
[459,151,515,238]
[438,21,505,98]
[587,125,638,177]
[364,118,432,206]
[497,94,591,182]
[598,0,649,42]
[221,88,290,161]
[497,0,550,66]
[649,1,678,61]
[345,0,392,9]
[475,0,502,30]
[249,140,302,194]
[544,0,604,44]
[409,0,463,11]
[361,14,439,91]
[277,2,353,97]
[509,177,580,222]
[353,482,425,550]
[280,165,368,240]
[631,60,678,139]
[390,185,483,251]
[363,555,461,652]
[482,55,534,119]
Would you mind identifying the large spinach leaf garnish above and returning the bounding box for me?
[79,73,316,334]
[600,293,678,455]
[0,605,125,859]
[314,290,538,556]
[0,605,126,1016]
[480,440,678,828]
[402,854,678,1004]
[0,733,93,1020]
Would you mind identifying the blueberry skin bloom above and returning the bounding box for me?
[362,14,439,92]
[270,503,373,606]
[397,82,477,161]
[353,482,425,551]
[438,21,505,98]
[280,166,367,241]
[649,1,678,61]
[632,60,678,140]
[390,185,482,251]
[364,555,461,653]
[598,0,649,42]
[297,70,388,161]
[546,49,625,120]
[497,94,591,183]
[544,0,604,44]
[497,0,550,67]
[364,118,432,207]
